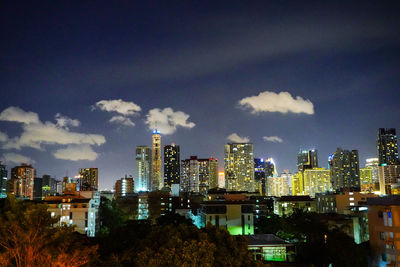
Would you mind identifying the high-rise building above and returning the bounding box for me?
[377,128,399,166]
[267,172,291,197]
[365,158,379,190]
[254,158,276,195]
[136,145,152,192]
[360,168,373,193]
[0,162,7,198]
[291,172,304,196]
[33,177,42,200]
[42,174,57,197]
[378,165,400,195]
[329,148,360,192]
[224,143,255,192]
[303,168,332,197]
[151,130,162,191]
[297,149,318,171]
[115,175,134,198]
[9,164,35,200]
[181,156,217,194]
[79,168,98,191]
[209,158,219,189]
[163,143,180,188]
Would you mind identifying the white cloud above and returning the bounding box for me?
[55,113,80,129]
[263,136,283,143]
[0,131,8,142]
[238,91,314,115]
[3,121,105,150]
[145,107,195,135]
[1,152,35,165]
[227,133,250,143]
[109,115,135,127]
[94,99,141,116]
[53,144,99,161]
[0,106,40,124]
[0,106,106,161]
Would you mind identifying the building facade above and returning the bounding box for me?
[224,143,255,192]
[163,143,180,188]
[0,162,7,198]
[297,149,318,171]
[136,145,152,192]
[316,191,376,214]
[267,172,291,197]
[9,164,35,200]
[303,168,332,197]
[367,196,400,266]
[114,175,134,198]
[181,156,217,194]
[151,130,162,191]
[79,168,98,191]
[378,165,400,195]
[198,200,254,235]
[377,128,399,166]
[329,148,360,192]
[45,189,100,237]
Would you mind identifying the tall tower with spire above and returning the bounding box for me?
[151,130,162,191]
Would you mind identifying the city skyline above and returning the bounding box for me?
[1,1,400,190]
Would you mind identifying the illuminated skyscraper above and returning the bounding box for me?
[136,145,152,192]
[0,162,7,198]
[180,156,217,194]
[291,172,304,195]
[303,168,332,197]
[209,158,219,189]
[267,171,291,197]
[224,143,255,192]
[164,143,180,188]
[79,168,98,191]
[378,165,400,195]
[9,164,35,200]
[329,148,360,192]
[297,149,318,171]
[151,130,162,191]
[254,158,276,195]
[377,128,399,166]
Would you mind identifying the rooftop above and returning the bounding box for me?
[367,195,400,206]
[246,234,292,246]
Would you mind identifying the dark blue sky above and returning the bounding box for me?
[1,1,399,189]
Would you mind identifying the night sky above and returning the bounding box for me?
[1,1,400,190]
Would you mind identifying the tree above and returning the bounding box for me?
[0,196,97,267]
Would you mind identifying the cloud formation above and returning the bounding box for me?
[94,99,141,116]
[109,116,135,126]
[93,99,141,127]
[0,131,8,142]
[0,106,105,161]
[53,145,99,161]
[238,91,314,115]
[55,113,80,129]
[263,136,283,143]
[227,133,250,143]
[0,106,40,124]
[145,108,195,135]
[1,152,35,165]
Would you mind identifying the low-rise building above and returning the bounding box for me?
[247,234,295,262]
[273,195,316,216]
[198,199,254,235]
[367,196,400,266]
[316,191,377,214]
[44,186,100,237]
